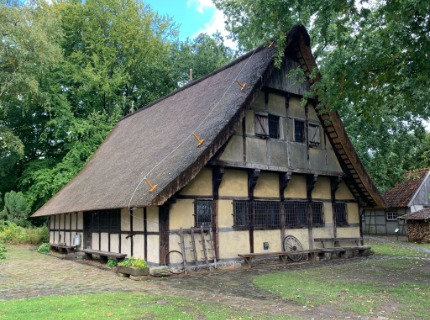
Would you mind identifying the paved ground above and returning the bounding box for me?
[364,235,430,254]
[0,246,396,319]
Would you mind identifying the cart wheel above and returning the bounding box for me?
[283,235,304,262]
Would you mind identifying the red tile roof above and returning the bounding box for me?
[398,207,430,220]
[384,168,429,208]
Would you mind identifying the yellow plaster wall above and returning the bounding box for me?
[313,227,334,246]
[49,231,54,243]
[169,234,183,264]
[283,229,309,250]
[169,199,195,229]
[220,135,244,162]
[246,138,267,164]
[312,177,331,199]
[337,227,360,240]
[254,172,279,198]
[121,208,130,232]
[219,231,249,259]
[284,175,307,198]
[78,212,83,229]
[219,169,248,197]
[251,91,265,111]
[100,233,109,251]
[245,110,255,135]
[64,232,70,246]
[180,167,212,196]
[288,96,305,118]
[254,230,282,253]
[335,182,355,200]
[347,203,360,223]
[110,234,119,253]
[133,208,144,232]
[146,206,159,232]
[147,235,160,264]
[268,93,285,115]
[218,200,234,228]
[323,202,333,224]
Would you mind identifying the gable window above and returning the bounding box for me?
[294,120,305,142]
[335,203,348,226]
[386,211,397,221]
[268,115,280,139]
[308,124,320,146]
[195,200,212,227]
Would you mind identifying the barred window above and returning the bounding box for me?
[284,201,308,228]
[254,201,280,228]
[234,200,250,227]
[195,200,212,227]
[268,115,280,139]
[88,210,121,233]
[335,203,348,226]
[312,202,324,226]
[109,210,121,233]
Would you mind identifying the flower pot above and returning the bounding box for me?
[117,266,149,277]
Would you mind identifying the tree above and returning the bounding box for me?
[215,0,430,190]
[0,191,31,227]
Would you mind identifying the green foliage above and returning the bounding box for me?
[215,0,430,190]
[0,191,31,226]
[117,256,147,269]
[0,244,6,252]
[37,242,51,253]
[0,221,48,245]
[106,259,117,267]
[0,252,6,260]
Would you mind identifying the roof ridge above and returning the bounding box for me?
[119,43,269,123]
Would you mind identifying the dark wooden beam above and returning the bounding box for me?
[306,174,318,200]
[159,204,170,265]
[330,176,342,246]
[212,166,225,200]
[144,207,148,261]
[248,169,260,254]
[212,166,225,259]
[130,209,134,257]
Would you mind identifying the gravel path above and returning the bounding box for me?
[364,236,430,253]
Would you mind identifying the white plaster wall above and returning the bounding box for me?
[92,233,100,250]
[147,235,160,264]
[121,208,131,232]
[133,209,144,232]
[110,234,120,253]
[133,234,145,259]
[77,212,83,229]
[147,207,159,232]
[100,233,109,251]
[121,234,131,257]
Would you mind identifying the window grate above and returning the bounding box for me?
[335,203,348,226]
[268,115,279,139]
[312,202,324,226]
[195,200,212,227]
[233,200,250,227]
[284,201,308,228]
[254,201,280,228]
[295,120,305,143]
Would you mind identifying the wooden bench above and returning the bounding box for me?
[82,249,127,264]
[314,237,363,248]
[238,250,321,267]
[50,244,77,254]
[319,245,371,258]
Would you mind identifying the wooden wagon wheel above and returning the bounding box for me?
[283,235,304,262]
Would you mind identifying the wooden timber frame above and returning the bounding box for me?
[306,174,318,249]
[248,169,261,253]
[212,166,225,259]
[331,176,343,247]
[159,203,170,265]
[50,213,83,245]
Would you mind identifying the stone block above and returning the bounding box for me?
[130,275,148,281]
[149,266,171,277]
[233,262,242,269]
[323,253,331,260]
[341,250,353,259]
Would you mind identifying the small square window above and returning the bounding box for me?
[268,115,279,139]
[386,212,397,220]
[294,120,305,143]
[195,200,212,227]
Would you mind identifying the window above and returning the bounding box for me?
[308,124,320,146]
[386,211,397,221]
[234,201,250,227]
[284,201,308,228]
[335,203,348,226]
[255,113,269,137]
[195,200,212,227]
[268,115,280,139]
[254,201,280,228]
[294,120,305,142]
[312,202,324,226]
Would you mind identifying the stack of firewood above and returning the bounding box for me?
[407,220,430,243]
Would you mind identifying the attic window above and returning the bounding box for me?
[386,211,397,221]
[268,115,280,139]
[308,124,320,146]
[294,120,305,143]
[255,113,269,137]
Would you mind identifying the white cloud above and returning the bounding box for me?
[188,0,237,49]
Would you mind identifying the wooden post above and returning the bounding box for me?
[331,176,342,247]
[98,212,101,251]
[212,166,224,259]
[307,174,318,250]
[108,210,111,252]
[69,213,72,245]
[279,172,292,246]
[159,204,170,265]
[144,207,148,261]
[248,169,260,253]
[130,209,133,257]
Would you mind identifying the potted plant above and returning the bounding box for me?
[117,256,149,276]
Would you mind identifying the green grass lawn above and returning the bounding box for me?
[254,258,430,319]
[0,292,300,320]
[369,242,430,258]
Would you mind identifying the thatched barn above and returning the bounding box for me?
[398,208,430,243]
[31,25,386,267]
[363,168,430,236]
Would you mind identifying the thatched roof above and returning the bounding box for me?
[398,207,430,221]
[32,25,386,217]
[384,168,429,208]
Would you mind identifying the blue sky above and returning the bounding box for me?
[144,0,232,44]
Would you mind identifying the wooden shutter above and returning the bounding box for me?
[308,124,320,145]
[255,113,269,137]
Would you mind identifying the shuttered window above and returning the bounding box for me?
[255,113,269,137]
[308,124,320,146]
